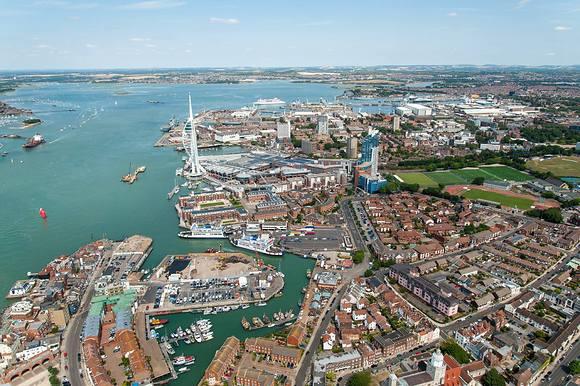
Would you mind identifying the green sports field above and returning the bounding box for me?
[526,156,580,178]
[461,189,533,209]
[397,166,532,187]
[397,172,438,187]
[481,166,534,181]
[427,171,465,186]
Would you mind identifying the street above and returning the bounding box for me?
[542,340,579,386]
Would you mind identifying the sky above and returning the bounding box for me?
[0,0,579,70]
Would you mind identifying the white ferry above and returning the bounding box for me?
[253,97,286,107]
[178,224,227,239]
[231,233,283,256]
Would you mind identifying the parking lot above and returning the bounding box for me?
[145,274,278,309]
[103,252,143,282]
[279,228,346,253]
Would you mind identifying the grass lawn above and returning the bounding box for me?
[481,166,533,181]
[199,201,225,209]
[461,189,534,209]
[451,168,500,182]
[427,171,466,186]
[526,156,580,177]
[397,172,438,187]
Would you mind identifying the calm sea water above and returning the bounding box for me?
[0,80,339,384]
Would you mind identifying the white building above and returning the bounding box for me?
[276,119,291,140]
[393,115,400,131]
[317,114,329,135]
[406,103,432,117]
[15,345,48,362]
[215,133,240,143]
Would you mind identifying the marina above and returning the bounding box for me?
[240,309,296,331]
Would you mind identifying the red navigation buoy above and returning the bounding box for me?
[39,208,47,219]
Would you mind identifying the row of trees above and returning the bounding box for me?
[524,207,564,224]
[396,146,575,172]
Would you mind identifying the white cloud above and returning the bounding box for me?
[119,1,186,10]
[447,12,458,17]
[209,17,240,25]
[129,37,152,42]
[516,0,530,9]
[145,43,157,48]
[545,52,556,56]
[35,44,51,49]
[554,25,572,31]
[85,43,97,48]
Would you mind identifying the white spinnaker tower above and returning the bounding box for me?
[182,93,205,178]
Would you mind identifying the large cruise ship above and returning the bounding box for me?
[178,224,227,239]
[231,233,283,256]
[253,98,286,107]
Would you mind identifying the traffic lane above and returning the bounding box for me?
[65,310,88,386]
[341,201,365,250]
[543,340,580,386]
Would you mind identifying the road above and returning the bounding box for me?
[61,250,110,386]
[294,285,349,386]
[63,309,89,386]
[340,199,366,252]
[542,339,579,386]
[294,200,370,385]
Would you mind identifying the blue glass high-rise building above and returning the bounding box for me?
[360,130,379,163]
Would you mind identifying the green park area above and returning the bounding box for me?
[526,156,580,177]
[397,165,532,187]
[199,201,225,209]
[461,189,534,209]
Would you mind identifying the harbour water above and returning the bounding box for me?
[0,80,339,384]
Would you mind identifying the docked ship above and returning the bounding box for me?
[150,318,169,326]
[231,233,283,256]
[160,117,179,132]
[22,134,45,149]
[172,355,195,366]
[178,224,227,239]
[253,98,286,107]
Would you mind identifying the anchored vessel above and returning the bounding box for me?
[22,134,45,149]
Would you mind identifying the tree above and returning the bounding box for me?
[481,368,506,386]
[353,250,364,264]
[569,359,580,375]
[364,269,373,277]
[347,370,372,386]
[47,367,59,386]
[525,207,563,224]
[440,339,471,364]
[325,371,337,382]
[400,183,420,193]
[472,176,485,185]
